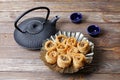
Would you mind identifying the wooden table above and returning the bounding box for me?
[0,0,120,80]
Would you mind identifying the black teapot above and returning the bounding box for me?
[14,7,59,50]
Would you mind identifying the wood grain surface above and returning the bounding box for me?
[0,0,120,80]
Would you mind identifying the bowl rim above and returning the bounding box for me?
[87,25,101,35]
[70,12,82,23]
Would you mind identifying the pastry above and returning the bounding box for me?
[56,35,67,43]
[45,50,59,64]
[56,43,67,54]
[44,35,90,69]
[64,37,77,46]
[67,46,79,55]
[72,53,86,69]
[57,54,71,68]
[45,40,56,51]
[77,40,90,54]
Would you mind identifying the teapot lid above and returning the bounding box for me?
[14,7,57,50]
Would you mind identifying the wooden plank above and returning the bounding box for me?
[0,72,119,80]
[0,0,120,2]
[0,2,119,12]
[102,12,120,23]
[0,47,40,59]
[84,74,120,80]
[0,58,48,71]
[0,33,17,47]
[0,58,119,73]
[0,23,120,33]
[0,32,120,47]
[0,23,120,47]
[34,0,120,2]
[0,11,119,23]
[56,23,120,33]
[0,12,104,23]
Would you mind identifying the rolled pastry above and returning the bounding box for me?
[45,50,59,64]
[77,40,90,54]
[56,43,67,54]
[56,35,67,43]
[64,37,77,46]
[72,53,86,69]
[67,46,79,55]
[45,40,56,51]
[57,54,71,68]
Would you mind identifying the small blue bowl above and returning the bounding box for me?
[87,25,100,37]
[70,12,82,23]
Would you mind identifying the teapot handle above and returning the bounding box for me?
[14,7,50,33]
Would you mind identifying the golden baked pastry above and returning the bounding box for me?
[56,35,67,43]
[45,50,59,64]
[44,34,89,70]
[57,54,71,68]
[45,40,56,51]
[72,53,86,69]
[56,43,67,54]
[67,46,79,55]
[64,37,77,46]
[77,40,90,54]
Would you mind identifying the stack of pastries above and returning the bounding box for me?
[44,35,90,69]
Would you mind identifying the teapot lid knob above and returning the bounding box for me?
[24,20,44,34]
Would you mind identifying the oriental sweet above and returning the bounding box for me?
[45,40,56,51]
[57,54,71,68]
[56,35,67,43]
[77,40,90,54]
[45,50,59,64]
[72,53,86,69]
[43,35,91,70]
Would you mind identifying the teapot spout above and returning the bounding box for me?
[51,16,60,25]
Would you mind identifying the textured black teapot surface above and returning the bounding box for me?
[14,7,59,50]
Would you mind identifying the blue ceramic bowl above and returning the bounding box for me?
[87,25,100,37]
[70,12,82,23]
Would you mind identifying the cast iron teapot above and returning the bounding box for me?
[14,7,60,50]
